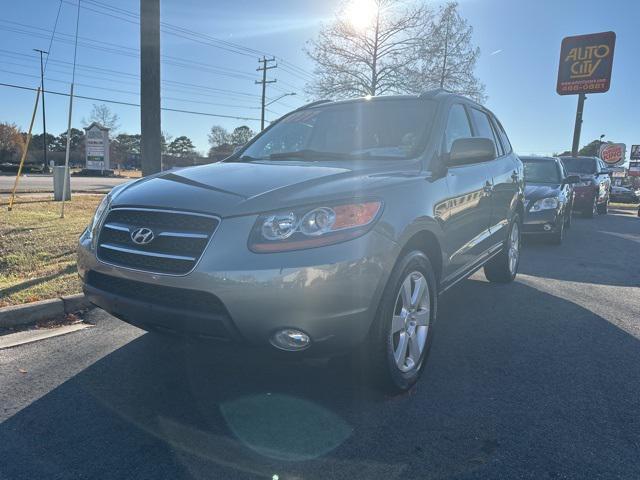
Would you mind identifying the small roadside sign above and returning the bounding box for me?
[599,143,625,166]
[557,31,616,95]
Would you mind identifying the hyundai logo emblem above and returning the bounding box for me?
[130,227,155,245]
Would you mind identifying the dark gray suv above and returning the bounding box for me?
[78,90,524,392]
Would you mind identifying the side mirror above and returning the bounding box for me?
[564,175,581,184]
[448,138,496,166]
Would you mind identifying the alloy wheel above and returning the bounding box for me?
[391,271,430,373]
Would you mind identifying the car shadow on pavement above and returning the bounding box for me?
[1,278,640,480]
[521,212,640,287]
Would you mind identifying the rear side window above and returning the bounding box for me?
[494,119,513,154]
[470,109,501,153]
[443,104,472,153]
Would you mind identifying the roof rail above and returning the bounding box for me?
[419,88,453,98]
[295,99,332,110]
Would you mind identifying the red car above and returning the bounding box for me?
[560,156,611,218]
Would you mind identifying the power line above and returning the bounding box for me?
[0,81,262,121]
[43,0,64,72]
[58,0,316,82]
[0,49,263,101]
[0,68,263,111]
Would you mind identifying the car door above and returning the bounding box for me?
[469,107,519,246]
[440,103,493,283]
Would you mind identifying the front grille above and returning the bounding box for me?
[96,208,219,274]
[86,271,229,316]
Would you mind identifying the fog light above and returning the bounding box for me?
[270,329,311,351]
[543,224,552,231]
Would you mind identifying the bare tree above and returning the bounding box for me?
[306,0,432,99]
[408,2,486,103]
[83,104,120,132]
[208,125,230,148]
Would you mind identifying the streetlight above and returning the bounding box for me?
[266,92,296,107]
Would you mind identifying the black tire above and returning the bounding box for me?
[484,213,521,283]
[584,196,597,218]
[549,217,564,245]
[365,250,437,393]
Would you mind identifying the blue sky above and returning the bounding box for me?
[1,0,638,159]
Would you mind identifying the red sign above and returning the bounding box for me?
[599,143,625,165]
[557,31,616,95]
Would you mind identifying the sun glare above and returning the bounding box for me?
[344,0,379,30]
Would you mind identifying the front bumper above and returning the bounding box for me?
[523,208,560,235]
[78,214,396,355]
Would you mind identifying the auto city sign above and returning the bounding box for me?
[557,31,616,95]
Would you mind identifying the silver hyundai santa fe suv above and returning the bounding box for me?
[78,90,524,392]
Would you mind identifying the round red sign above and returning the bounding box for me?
[599,143,625,165]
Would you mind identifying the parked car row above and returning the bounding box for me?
[519,154,623,245]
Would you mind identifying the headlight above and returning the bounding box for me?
[530,197,559,212]
[87,194,111,247]
[249,201,382,253]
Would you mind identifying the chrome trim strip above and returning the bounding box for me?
[99,243,196,262]
[106,206,219,219]
[95,207,221,277]
[157,231,209,239]
[103,223,130,232]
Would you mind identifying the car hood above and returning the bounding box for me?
[524,183,561,202]
[111,160,415,217]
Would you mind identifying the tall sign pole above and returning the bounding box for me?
[140,0,162,176]
[255,56,277,131]
[34,49,49,173]
[557,31,616,157]
[571,93,586,156]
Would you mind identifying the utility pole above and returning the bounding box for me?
[256,57,277,131]
[34,49,49,173]
[140,0,162,176]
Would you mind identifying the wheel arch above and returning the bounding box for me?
[398,229,444,286]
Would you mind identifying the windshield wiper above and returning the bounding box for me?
[267,149,406,161]
[268,149,348,160]
[238,155,264,162]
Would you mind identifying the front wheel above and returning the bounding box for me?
[597,198,608,215]
[550,216,565,245]
[584,196,597,218]
[366,251,437,393]
[484,214,521,283]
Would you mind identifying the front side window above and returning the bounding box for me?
[242,99,437,160]
[443,104,472,153]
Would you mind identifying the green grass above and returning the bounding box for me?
[0,195,103,307]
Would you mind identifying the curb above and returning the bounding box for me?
[0,294,92,329]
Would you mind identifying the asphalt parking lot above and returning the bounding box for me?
[1,207,639,480]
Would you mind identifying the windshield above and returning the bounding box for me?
[523,160,561,183]
[241,99,436,160]
[561,157,597,174]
